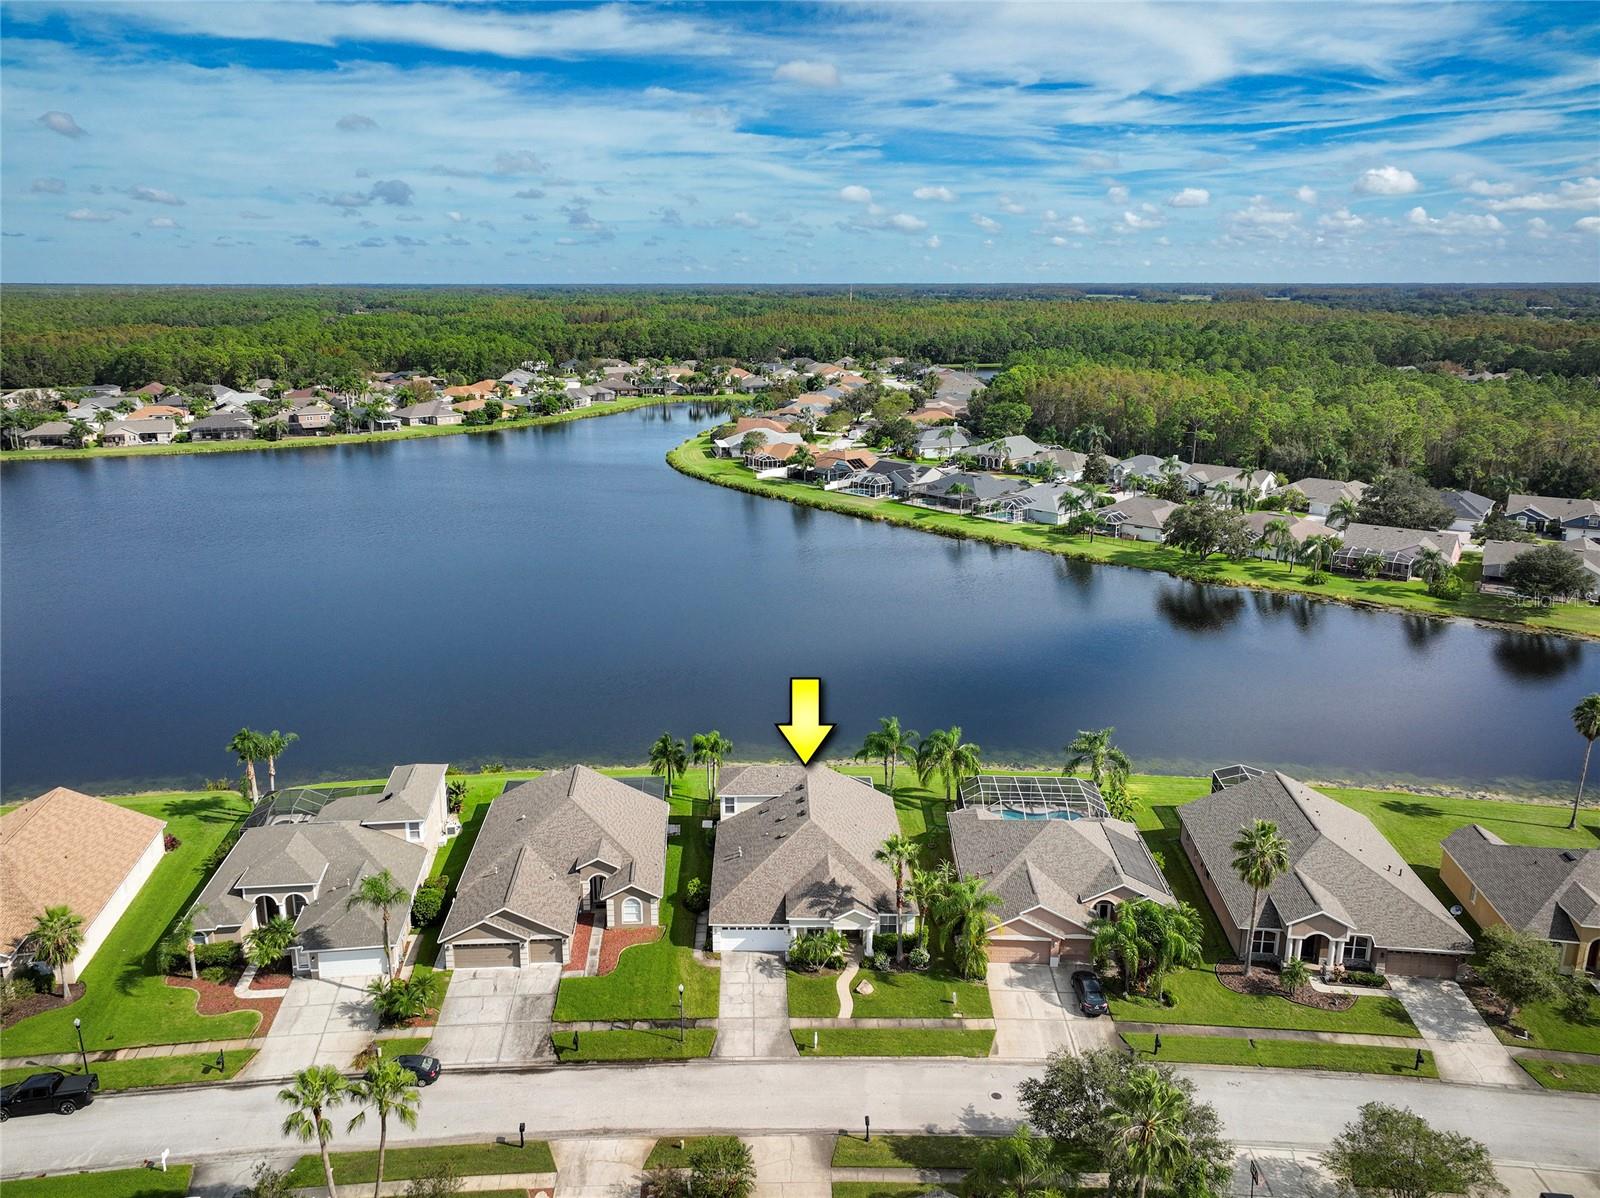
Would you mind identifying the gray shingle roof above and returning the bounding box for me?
[439,766,668,944]
[317,764,446,826]
[1178,772,1469,954]
[709,765,900,925]
[1506,494,1600,525]
[1442,825,1599,942]
[949,811,1172,928]
[1099,496,1178,529]
[1338,523,1463,557]
[718,763,809,798]
[1288,478,1368,506]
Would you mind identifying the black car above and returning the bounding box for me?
[1071,970,1108,1017]
[394,1054,441,1085]
[0,1070,99,1120]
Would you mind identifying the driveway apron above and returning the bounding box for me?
[551,1136,656,1198]
[987,963,1113,1058]
[1387,976,1530,1087]
[747,1135,833,1198]
[429,964,560,1065]
[714,951,794,1059]
[244,975,379,1079]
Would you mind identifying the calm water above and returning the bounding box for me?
[3,405,1596,799]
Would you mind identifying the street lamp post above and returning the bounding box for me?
[72,1017,89,1075]
[678,982,686,1043]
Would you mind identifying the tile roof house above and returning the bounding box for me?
[443,380,500,399]
[127,404,190,423]
[189,764,447,979]
[1178,771,1470,977]
[1332,523,1464,579]
[1441,827,1599,974]
[1287,477,1369,518]
[1505,494,1600,542]
[949,808,1173,965]
[709,765,910,954]
[134,382,168,397]
[437,766,669,968]
[1,789,167,983]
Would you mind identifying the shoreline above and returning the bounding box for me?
[666,432,1600,643]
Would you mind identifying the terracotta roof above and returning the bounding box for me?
[128,404,186,420]
[443,380,498,398]
[134,382,167,395]
[733,417,788,434]
[0,789,166,958]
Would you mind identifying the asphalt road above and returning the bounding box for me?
[3,1060,1597,1178]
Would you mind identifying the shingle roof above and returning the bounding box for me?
[1506,494,1600,525]
[1442,825,1599,941]
[1288,478,1368,506]
[1438,490,1493,522]
[719,763,810,798]
[948,810,1172,929]
[709,766,900,925]
[1338,523,1463,557]
[1099,497,1178,529]
[1177,772,1469,954]
[315,764,446,826]
[439,766,668,944]
[0,790,166,959]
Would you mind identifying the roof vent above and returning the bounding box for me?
[774,814,786,823]
[1561,851,1580,862]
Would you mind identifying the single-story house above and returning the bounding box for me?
[98,417,178,447]
[716,763,809,820]
[1480,538,1600,593]
[1022,448,1090,481]
[908,405,961,425]
[1114,455,1187,489]
[981,483,1074,525]
[394,399,464,427]
[1242,511,1318,559]
[709,765,911,953]
[500,369,537,389]
[1287,477,1368,519]
[1,788,167,983]
[442,380,499,399]
[1097,496,1179,541]
[189,764,448,978]
[127,404,190,424]
[949,808,1173,965]
[843,458,941,498]
[915,426,972,459]
[133,381,168,397]
[1178,770,1471,977]
[1437,489,1493,536]
[1186,464,1276,502]
[437,766,668,968]
[722,428,805,458]
[932,369,984,405]
[906,471,1031,513]
[189,411,257,441]
[1440,826,1598,974]
[743,440,803,475]
[815,448,879,485]
[17,421,75,449]
[1331,523,1463,579]
[1504,494,1600,541]
[970,436,1046,471]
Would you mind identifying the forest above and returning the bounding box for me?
[2,285,1597,494]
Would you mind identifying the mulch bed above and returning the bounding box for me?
[249,959,294,991]
[1214,962,1356,1011]
[165,974,282,1037]
[597,926,663,975]
[1,984,82,1030]
[564,913,597,975]
[1457,967,1523,1034]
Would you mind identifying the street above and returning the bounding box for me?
[2,1059,1597,1179]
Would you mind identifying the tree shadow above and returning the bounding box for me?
[1154,581,1245,633]
[1379,799,1445,820]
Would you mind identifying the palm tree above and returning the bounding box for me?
[1105,1067,1195,1198]
[1329,495,1360,530]
[648,732,688,797]
[1073,423,1109,457]
[790,443,815,477]
[1063,727,1132,791]
[931,875,1003,980]
[260,730,299,794]
[908,864,949,951]
[170,905,206,980]
[280,1065,349,1198]
[1091,902,1146,995]
[948,732,982,804]
[1569,693,1600,829]
[1416,546,1449,588]
[1231,819,1291,976]
[65,418,95,448]
[246,915,298,970]
[874,833,918,963]
[1056,488,1086,534]
[857,716,917,792]
[1300,532,1341,578]
[347,1055,421,1198]
[691,731,734,803]
[1145,902,1205,996]
[29,906,85,1000]
[915,728,954,800]
[228,728,267,803]
[960,1124,1075,1198]
[345,870,411,976]
[1261,517,1291,568]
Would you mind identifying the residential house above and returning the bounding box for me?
[287,402,334,436]
[17,421,76,449]
[1331,523,1463,580]
[709,765,911,953]
[949,807,1173,965]
[127,404,190,424]
[189,764,448,978]
[133,382,168,398]
[844,458,941,498]
[736,374,772,393]
[915,425,972,460]
[970,436,1046,471]
[1114,455,1187,490]
[814,448,879,486]
[98,418,178,447]
[1022,448,1090,481]
[907,471,1031,513]
[716,764,809,820]
[1480,538,1600,594]
[743,440,803,477]
[1242,511,1318,560]
[1,788,167,983]
[443,380,500,400]
[189,411,257,442]
[932,369,984,406]
[1440,827,1599,974]
[437,766,668,968]
[1178,770,1470,977]
[1504,494,1600,541]
[983,483,1075,525]
[394,399,464,427]
[1097,496,1179,541]
[1186,464,1276,502]
[713,417,797,457]
[499,369,537,389]
[908,405,963,425]
[1287,477,1368,519]
[1437,489,1493,536]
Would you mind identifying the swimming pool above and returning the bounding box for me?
[999,807,1083,820]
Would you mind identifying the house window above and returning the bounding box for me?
[723,796,738,817]
[405,822,422,843]
[1092,900,1116,921]
[254,895,280,926]
[879,913,899,933]
[621,897,643,924]
[1250,928,1279,958]
[286,894,307,920]
[1468,884,1478,904]
[1343,936,1373,966]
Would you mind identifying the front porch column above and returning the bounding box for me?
[863,926,875,956]
[1328,938,1346,977]
[1286,936,1301,964]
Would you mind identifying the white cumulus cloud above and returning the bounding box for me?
[37,111,86,138]
[889,213,926,232]
[998,195,1026,214]
[1354,166,1420,195]
[1406,206,1504,234]
[1167,187,1210,208]
[839,185,872,204]
[924,234,940,249]
[774,59,839,87]
[1106,185,1129,204]
[970,213,1001,233]
[1482,177,1600,212]
[1318,208,1366,232]
[65,208,116,222]
[1295,185,1318,204]
[914,186,956,203]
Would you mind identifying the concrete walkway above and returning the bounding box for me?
[748,1135,832,1198]
[835,947,863,1019]
[714,951,795,1059]
[429,964,560,1065]
[551,1135,653,1198]
[244,975,379,1080]
[1388,976,1532,1087]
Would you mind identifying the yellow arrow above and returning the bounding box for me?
[776,677,835,765]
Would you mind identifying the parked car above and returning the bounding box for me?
[395,1053,441,1085]
[0,1070,99,1120]
[1071,970,1108,1017]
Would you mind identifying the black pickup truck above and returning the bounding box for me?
[0,1070,99,1120]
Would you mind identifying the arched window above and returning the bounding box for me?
[1092,900,1116,921]
[254,895,280,925]
[286,894,307,920]
[621,896,643,924]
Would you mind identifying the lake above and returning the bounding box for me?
[2,404,1595,799]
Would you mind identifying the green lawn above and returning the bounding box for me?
[360,1035,433,1066]
[0,1166,194,1198]
[645,1136,743,1168]
[284,1141,555,1186]
[554,782,719,1021]
[852,964,992,1019]
[550,1028,716,1061]
[0,1050,255,1092]
[833,1185,946,1198]
[669,434,1600,638]
[831,1134,989,1169]
[787,970,842,1018]
[1493,992,1600,1054]
[2,791,261,1057]
[1121,1033,1436,1076]
[792,1029,994,1057]
[1517,1057,1600,1093]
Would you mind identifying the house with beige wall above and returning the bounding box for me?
[1441,826,1599,974]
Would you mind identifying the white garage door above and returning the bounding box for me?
[713,926,791,953]
[313,947,389,978]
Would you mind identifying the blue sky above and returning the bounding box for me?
[2,1,1597,283]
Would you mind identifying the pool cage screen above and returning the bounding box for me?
[957,774,1108,819]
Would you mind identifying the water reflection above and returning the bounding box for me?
[1155,581,1245,633]
[1494,632,1587,681]
[1399,614,1451,653]
[1248,589,1322,634]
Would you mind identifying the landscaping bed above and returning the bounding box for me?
[1459,970,1600,1054]
[1214,962,1357,1011]
[1,982,81,1030]
[646,1136,742,1169]
[1,1165,194,1197]
[792,1029,994,1057]
[598,926,664,975]
[1121,1033,1435,1077]
[551,1028,716,1061]
[247,959,293,991]
[1517,1058,1600,1093]
[163,973,281,1035]
[284,1141,555,1186]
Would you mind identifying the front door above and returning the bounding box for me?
[1299,934,1326,964]
[589,875,604,912]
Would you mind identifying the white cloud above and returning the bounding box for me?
[323,179,414,208]
[37,110,86,138]
[998,195,1026,214]
[774,59,839,87]
[1462,178,1517,198]
[127,185,184,206]
[1166,187,1210,208]
[448,211,464,222]
[1049,235,1069,246]
[1106,185,1129,204]
[1080,152,1120,171]
[839,185,872,204]
[889,213,926,232]
[1406,206,1504,234]
[1526,217,1551,239]
[1354,166,1421,195]
[1317,207,1365,232]
[923,234,940,249]
[1482,177,1600,212]
[336,113,378,132]
[970,213,1001,233]
[1575,216,1600,235]
[724,210,760,228]
[147,216,179,229]
[914,186,956,202]
[30,177,66,194]
[65,208,116,222]
[1295,185,1318,204]
[1122,210,1162,230]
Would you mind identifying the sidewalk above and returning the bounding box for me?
[1113,1021,1420,1048]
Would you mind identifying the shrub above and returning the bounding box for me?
[683,877,710,913]
[788,929,847,972]
[163,832,182,852]
[871,950,890,972]
[200,827,243,874]
[199,966,230,984]
[410,887,444,928]
[0,976,34,1014]
[1279,956,1312,994]
[1427,573,1463,600]
[909,945,931,970]
[194,940,244,969]
[1342,970,1387,989]
[445,780,467,814]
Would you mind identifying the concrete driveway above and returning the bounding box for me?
[1387,976,1530,1087]
[748,1135,832,1198]
[714,951,794,1059]
[245,975,379,1079]
[551,1136,654,1198]
[986,963,1118,1059]
[429,964,560,1065]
